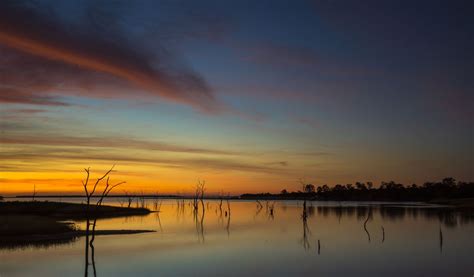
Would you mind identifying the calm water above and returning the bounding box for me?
[1,199,473,276]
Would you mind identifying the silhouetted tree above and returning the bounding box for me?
[81,165,126,277]
[304,184,315,194]
[367,182,373,190]
[241,177,473,202]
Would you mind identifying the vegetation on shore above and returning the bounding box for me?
[1,168,473,250]
[0,215,154,250]
[241,178,474,204]
[0,201,153,248]
[0,201,150,219]
[0,165,157,250]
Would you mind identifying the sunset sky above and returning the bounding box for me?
[0,0,472,195]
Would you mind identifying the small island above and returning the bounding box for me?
[0,201,154,248]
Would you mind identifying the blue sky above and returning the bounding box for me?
[0,0,472,194]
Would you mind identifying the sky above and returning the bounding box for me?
[0,0,473,195]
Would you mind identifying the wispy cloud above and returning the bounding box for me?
[0,1,224,112]
[0,134,236,156]
[0,86,70,106]
[0,149,284,175]
[265,161,288,166]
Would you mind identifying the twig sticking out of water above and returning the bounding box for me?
[124,191,134,208]
[192,180,206,243]
[439,227,443,253]
[255,200,263,217]
[301,200,311,250]
[381,226,385,243]
[267,202,275,220]
[226,196,231,236]
[363,209,372,243]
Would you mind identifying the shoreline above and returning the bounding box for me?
[0,201,154,249]
[0,229,155,247]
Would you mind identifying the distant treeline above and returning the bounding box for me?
[241,178,474,202]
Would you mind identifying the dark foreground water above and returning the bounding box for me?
[1,199,473,276]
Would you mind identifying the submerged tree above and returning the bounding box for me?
[82,165,126,277]
[192,180,206,242]
[301,200,311,250]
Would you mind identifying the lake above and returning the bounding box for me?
[1,199,473,276]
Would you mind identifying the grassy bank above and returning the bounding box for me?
[0,201,154,249]
[0,200,150,219]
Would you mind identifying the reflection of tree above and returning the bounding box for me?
[225,198,231,237]
[255,200,263,218]
[381,226,385,243]
[217,200,224,226]
[192,181,206,243]
[317,239,321,255]
[194,203,205,243]
[155,212,163,232]
[307,205,315,218]
[85,220,98,277]
[439,227,443,253]
[266,201,275,220]
[175,199,185,222]
[363,208,372,243]
[300,200,311,250]
[84,226,90,277]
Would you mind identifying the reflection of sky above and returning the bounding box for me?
[1,200,473,276]
[0,1,472,194]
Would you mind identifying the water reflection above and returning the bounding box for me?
[363,208,372,242]
[317,239,321,255]
[300,200,311,250]
[439,227,443,253]
[381,226,385,243]
[225,199,231,237]
[193,199,205,243]
[266,201,275,220]
[2,200,474,276]
[312,204,474,229]
[255,200,263,218]
[0,235,77,251]
[84,211,101,277]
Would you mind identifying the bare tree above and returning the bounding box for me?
[82,165,125,277]
[219,194,223,211]
[193,180,206,242]
[153,192,162,212]
[124,191,134,208]
[138,191,147,209]
[89,175,126,245]
[193,180,205,211]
